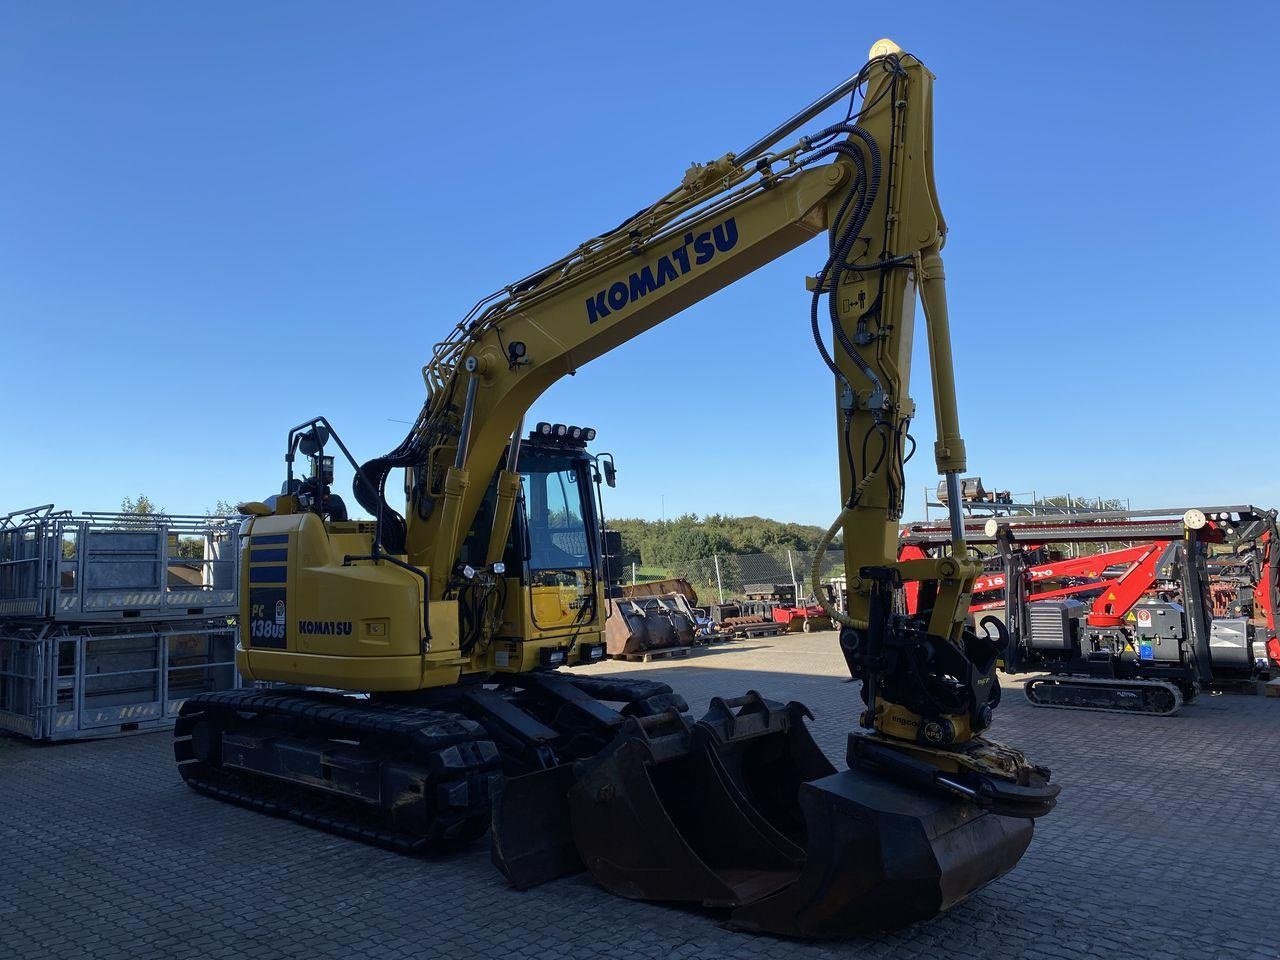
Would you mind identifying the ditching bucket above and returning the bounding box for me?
[568,691,1038,938]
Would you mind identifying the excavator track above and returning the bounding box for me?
[174,689,503,852]
[1023,675,1184,716]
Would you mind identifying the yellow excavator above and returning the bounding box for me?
[175,40,1060,938]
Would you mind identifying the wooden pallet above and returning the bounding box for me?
[611,645,697,663]
[729,623,785,639]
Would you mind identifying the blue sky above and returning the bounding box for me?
[2,2,1277,526]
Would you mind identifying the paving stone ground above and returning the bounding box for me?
[1,632,1277,960]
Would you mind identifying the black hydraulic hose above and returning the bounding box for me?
[735,67,871,164]
[738,52,904,163]
[805,141,880,385]
[842,415,858,488]
[801,127,883,349]
[824,128,882,322]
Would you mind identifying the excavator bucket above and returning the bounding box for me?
[568,694,823,906]
[568,692,1038,938]
[728,767,1035,936]
[490,763,582,890]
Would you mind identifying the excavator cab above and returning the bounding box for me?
[454,421,611,665]
[516,443,597,631]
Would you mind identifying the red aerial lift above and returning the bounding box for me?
[899,505,1279,715]
[970,542,1179,624]
[904,540,1178,627]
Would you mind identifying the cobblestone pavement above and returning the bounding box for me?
[2,633,1277,960]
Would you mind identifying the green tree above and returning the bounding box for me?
[120,494,165,521]
[610,513,834,569]
[118,494,209,558]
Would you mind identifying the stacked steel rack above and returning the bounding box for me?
[0,505,241,740]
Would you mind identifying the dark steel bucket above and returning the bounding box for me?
[491,762,582,889]
[728,767,1034,936]
[567,691,1038,938]
[568,696,820,907]
[568,693,832,906]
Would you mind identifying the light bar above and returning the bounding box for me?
[527,423,597,445]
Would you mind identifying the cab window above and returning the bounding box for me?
[522,463,590,571]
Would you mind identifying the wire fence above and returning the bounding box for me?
[624,549,845,605]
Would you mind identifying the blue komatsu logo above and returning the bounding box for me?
[586,217,739,324]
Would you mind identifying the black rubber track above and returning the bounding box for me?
[174,689,503,852]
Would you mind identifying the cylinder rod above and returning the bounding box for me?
[505,415,524,473]
[945,471,965,547]
[454,373,480,470]
[735,72,865,165]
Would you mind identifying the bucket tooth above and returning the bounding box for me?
[729,766,1035,938]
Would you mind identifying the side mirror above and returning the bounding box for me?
[603,460,617,488]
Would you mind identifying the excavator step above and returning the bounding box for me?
[1024,675,1184,716]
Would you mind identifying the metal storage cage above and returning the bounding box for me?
[0,620,238,740]
[0,505,243,741]
[0,505,239,621]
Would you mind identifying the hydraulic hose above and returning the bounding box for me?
[802,131,884,393]
[811,468,882,631]
[805,142,867,381]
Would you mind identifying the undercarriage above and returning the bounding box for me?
[176,672,1048,938]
